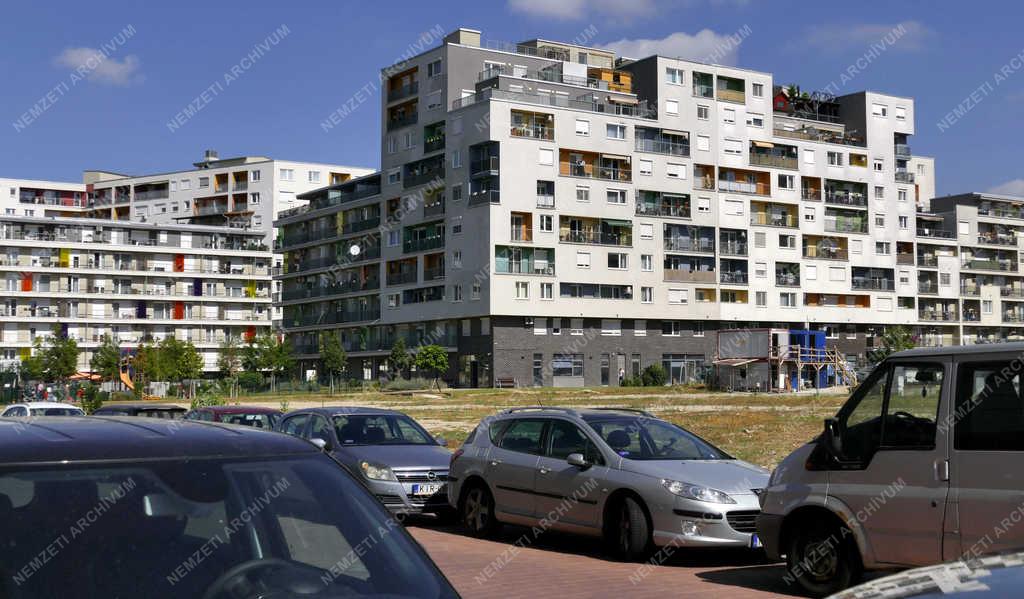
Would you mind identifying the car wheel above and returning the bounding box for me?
[607,496,650,561]
[786,516,861,597]
[462,483,500,538]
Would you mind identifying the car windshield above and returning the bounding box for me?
[220,412,279,429]
[0,454,457,598]
[583,415,732,461]
[333,414,435,446]
[29,408,83,416]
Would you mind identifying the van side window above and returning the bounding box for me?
[955,362,1024,451]
[842,366,890,461]
[882,364,942,448]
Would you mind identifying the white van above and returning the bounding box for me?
[757,343,1024,596]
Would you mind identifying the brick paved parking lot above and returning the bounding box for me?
[409,522,800,598]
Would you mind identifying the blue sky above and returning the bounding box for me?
[2,0,1023,196]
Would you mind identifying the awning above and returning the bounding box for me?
[600,153,631,161]
[752,140,774,148]
[659,128,688,137]
[602,219,632,227]
[607,95,639,105]
[714,358,760,366]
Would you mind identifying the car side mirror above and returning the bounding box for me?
[566,453,590,468]
[822,417,844,459]
[436,437,447,448]
[310,437,331,452]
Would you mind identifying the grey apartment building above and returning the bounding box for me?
[275,27,1020,388]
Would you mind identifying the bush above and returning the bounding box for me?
[620,376,643,387]
[79,384,103,414]
[382,377,448,391]
[237,371,265,392]
[641,364,668,387]
[110,391,134,403]
[190,392,226,410]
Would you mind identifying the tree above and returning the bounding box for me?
[90,335,122,384]
[156,337,203,397]
[320,332,347,395]
[641,364,668,387]
[415,345,449,392]
[42,326,79,384]
[388,337,412,380]
[217,337,243,398]
[249,333,294,393]
[873,325,916,363]
[19,338,46,383]
[131,343,160,399]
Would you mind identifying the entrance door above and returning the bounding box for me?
[828,359,950,567]
[951,359,1024,558]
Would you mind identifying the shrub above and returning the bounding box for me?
[641,364,668,387]
[79,384,103,414]
[110,391,134,403]
[238,371,265,392]
[620,376,643,387]
[382,377,448,392]
[190,392,226,410]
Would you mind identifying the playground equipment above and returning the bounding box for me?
[119,355,160,400]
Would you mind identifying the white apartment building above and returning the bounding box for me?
[0,214,274,372]
[276,28,1020,388]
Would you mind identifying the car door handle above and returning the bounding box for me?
[538,467,550,475]
[489,459,502,466]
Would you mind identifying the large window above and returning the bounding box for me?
[497,419,546,454]
[955,362,1024,451]
[552,353,584,377]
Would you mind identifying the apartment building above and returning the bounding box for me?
[0,215,273,372]
[0,177,89,218]
[277,27,959,388]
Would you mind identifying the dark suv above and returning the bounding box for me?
[0,417,459,598]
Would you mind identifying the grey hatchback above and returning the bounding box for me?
[448,407,769,560]
[277,407,453,516]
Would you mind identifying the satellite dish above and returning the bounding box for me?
[348,244,360,256]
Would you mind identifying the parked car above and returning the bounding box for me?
[0,401,84,417]
[449,407,769,560]
[277,407,453,516]
[758,343,1024,596]
[92,402,187,419]
[0,417,460,598]
[832,551,1024,598]
[184,405,281,428]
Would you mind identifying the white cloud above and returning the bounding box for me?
[507,0,655,20]
[800,21,933,52]
[989,179,1024,196]
[601,29,746,65]
[53,47,142,85]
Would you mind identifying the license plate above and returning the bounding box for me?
[749,533,762,549]
[410,483,443,496]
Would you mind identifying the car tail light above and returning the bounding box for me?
[449,448,465,470]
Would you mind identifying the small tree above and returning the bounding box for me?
[90,335,121,384]
[253,333,294,393]
[217,337,243,398]
[388,338,412,380]
[42,326,79,385]
[79,383,104,414]
[320,332,347,395]
[415,345,449,392]
[20,339,46,384]
[873,325,916,363]
[156,337,203,398]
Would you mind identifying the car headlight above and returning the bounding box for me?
[662,479,736,504]
[360,461,398,482]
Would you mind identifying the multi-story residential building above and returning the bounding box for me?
[0,177,89,218]
[0,215,273,372]
[277,27,957,388]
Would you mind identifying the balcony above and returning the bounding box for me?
[423,200,445,218]
[342,217,381,235]
[387,80,418,103]
[559,229,632,246]
[635,127,690,157]
[495,247,555,276]
[919,310,958,322]
[387,112,418,131]
[895,170,916,183]
[801,188,822,201]
[977,231,1019,247]
[894,143,912,158]
[716,76,745,103]
[852,278,895,291]
[452,87,657,120]
[960,283,981,297]
[403,235,444,254]
[387,269,417,286]
[664,269,716,283]
[897,253,915,265]
[559,150,632,182]
[916,227,956,240]
[719,242,748,257]
[802,245,849,261]
[720,271,749,285]
[510,226,533,243]
[423,126,446,154]
[719,168,771,196]
[825,215,868,234]
[536,194,554,209]
[470,156,500,177]
[511,109,555,140]
[468,189,500,206]
[749,142,798,170]
[664,237,715,253]
[978,204,1024,220]
[824,191,868,208]
[1002,287,1024,299]
[962,258,1017,272]
[403,155,445,189]
[750,204,798,228]
[423,265,445,281]
[636,192,690,218]
[281,277,379,301]
[775,273,801,287]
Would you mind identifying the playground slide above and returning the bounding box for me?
[119,369,134,391]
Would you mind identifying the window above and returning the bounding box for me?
[552,354,584,378]
[723,138,742,155]
[899,215,909,229]
[576,186,590,203]
[538,148,553,166]
[387,230,400,247]
[451,150,462,168]
[696,135,710,151]
[515,281,529,299]
[918,163,926,175]
[638,159,653,176]
[898,189,908,202]
[778,174,795,189]
[873,159,884,172]
[570,318,583,335]
[451,117,463,135]
[540,282,553,299]
[804,207,816,222]
[453,250,463,268]
[308,171,321,183]
[498,419,545,454]
[386,293,399,308]
[662,321,681,336]
[426,91,442,111]
[693,321,705,337]
[279,169,294,182]
[665,67,684,84]
[827,152,843,166]
[639,223,654,239]
[199,177,210,188]
[954,362,1024,451]
[754,262,767,278]
[697,105,709,120]
[641,287,653,303]
[387,169,401,185]
[575,119,590,136]
[607,189,627,205]
[666,163,684,179]
[747,112,764,127]
[725,199,743,216]
[533,317,547,335]
[546,420,602,463]
[780,292,797,307]
[606,124,626,139]
[601,319,621,336]
[804,149,815,165]
[427,59,442,77]
[634,322,646,337]
[452,285,463,302]
[180,179,191,191]
[451,184,462,203]
[666,100,679,115]
[982,300,993,314]
[850,239,863,254]
[539,214,553,232]
[807,267,820,284]
[386,136,397,154]
[756,291,767,306]
[250,192,261,204]
[754,231,766,248]
[641,254,653,271]
[607,253,628,269]
[895,106,907,120]
[876,242,891,255]
[940,272,951,286]
[752,83,764,97]
[871,103,888,117]
[472,284,481,300]
[697,197,710,212]
[829,267,846,282]
[875,215,886,228]
[874,186,885,200]
[576,252,591,268]
[722,107,736,124]
[779,234,796,249]
[668,288,688,304]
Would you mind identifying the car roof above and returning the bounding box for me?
[494,407,655,420]
[890,341,1024,358]
[200,405,282,414]
[8,402,83,409]
[95,403,186,411]
[286,406,403,417]
[0,417,316,464]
